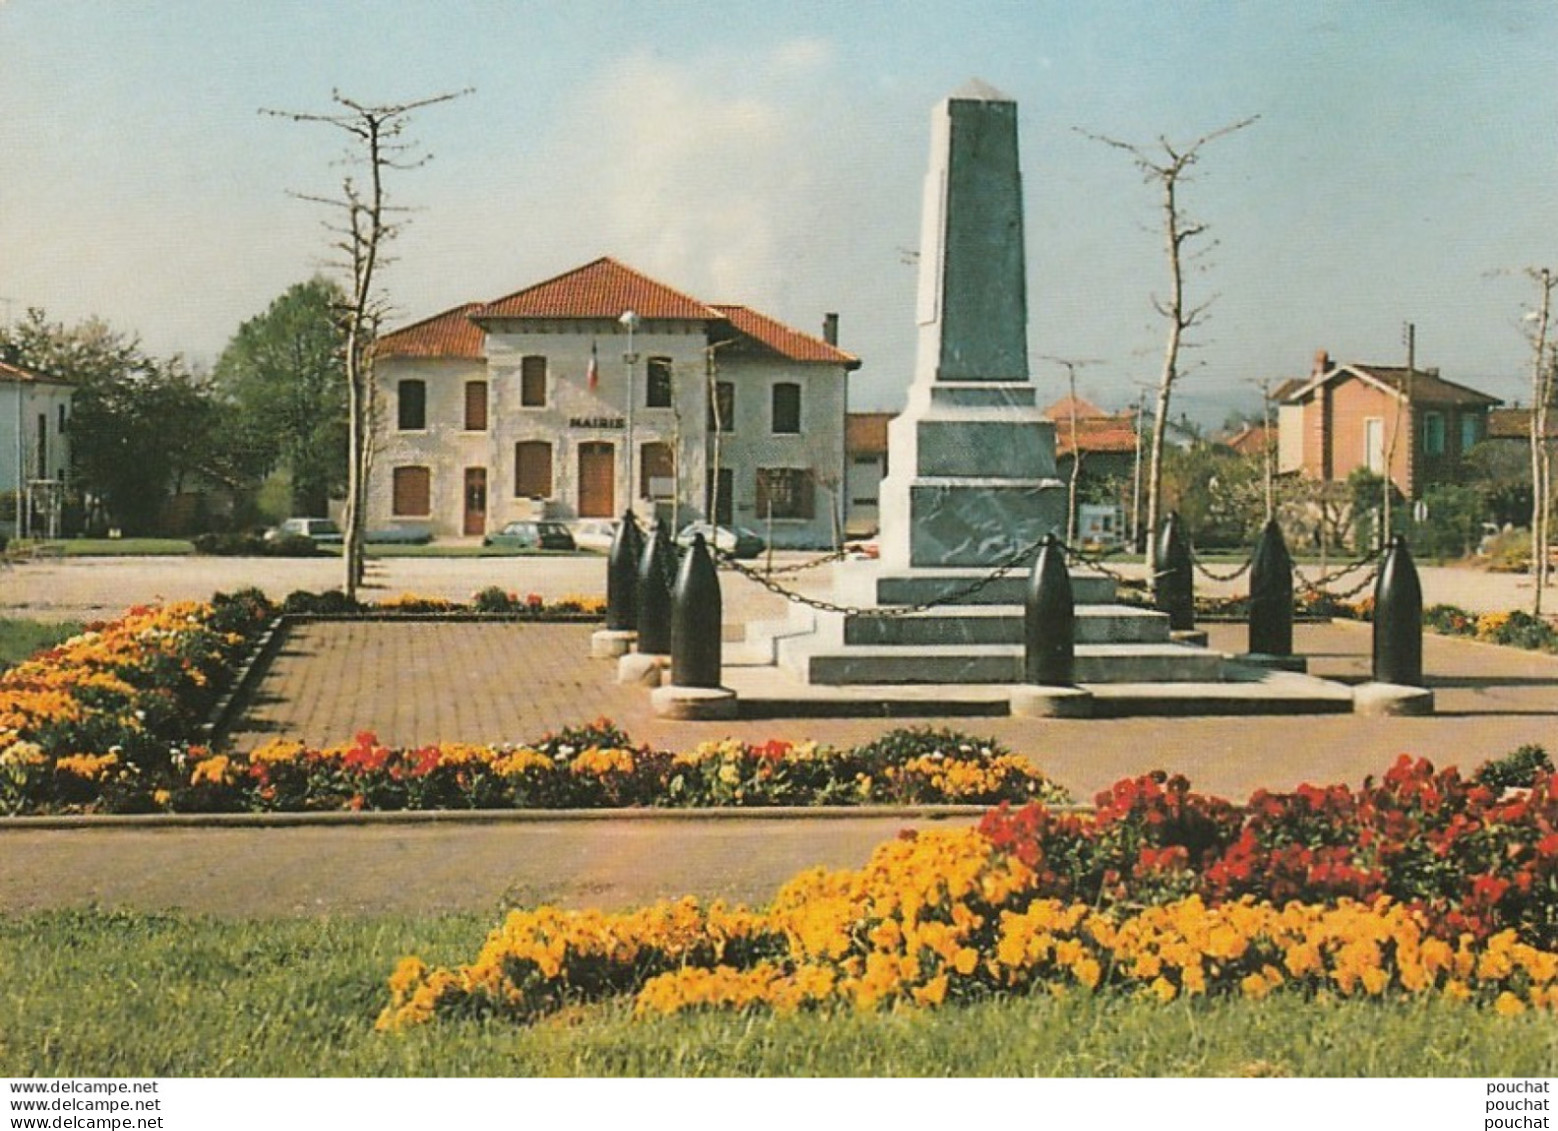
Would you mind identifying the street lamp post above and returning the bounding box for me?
[619,309,640,518]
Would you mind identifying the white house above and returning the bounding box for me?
[370,257,860,548]
[0,356,72,537]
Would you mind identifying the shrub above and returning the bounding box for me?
[280,589,362,615]
[1478,745,1554,792]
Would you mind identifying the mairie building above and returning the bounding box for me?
[370,257,860,547]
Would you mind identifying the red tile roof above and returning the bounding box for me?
[711,305,860,369]
[375,303,486,360]
[475,257,720,322]
[1041,394,1110,422]
[380,257,861,371]
[0,358,58,385]
[1224,423,1272,456]
[1056,414,1138,456]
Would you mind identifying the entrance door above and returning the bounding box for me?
[578,442,615,517]
[463,468,487,536]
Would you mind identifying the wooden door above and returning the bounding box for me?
[578,442,615,518]
[463,468,487,536]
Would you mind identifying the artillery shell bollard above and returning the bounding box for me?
[651,533,738,719]
[1242,519,1306,672]
[1011,534,1092,718]
[591,511,642,659]
[1354,534,1434,716]
[1155,512,1206,646]
[619,522,674,685]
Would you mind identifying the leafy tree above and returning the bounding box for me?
[1161,442,1262,549]
[1,309,239,534]
[214,277,349,516]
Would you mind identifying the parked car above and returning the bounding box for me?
[570,517,620,553]
[265,517,343,545]
[675,522,765,559]
[365,523,433,546]
[482,520,577,552]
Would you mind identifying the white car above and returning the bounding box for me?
[265,517,343,545]
[570,518,620,553]
[675,522,766,559]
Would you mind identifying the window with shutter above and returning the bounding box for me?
[465,381,488,430]
[755,467,813,519]
[514,441,553,498]
[520,356,547,407]
[392,466,431,516]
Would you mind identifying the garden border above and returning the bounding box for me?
[0,802,1062,830]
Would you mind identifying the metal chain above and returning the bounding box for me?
[1061,543,1139,586]
[712,534,1050,618]
[1190,550,1254,583]
[759,546,855,575]
[1292,547,1380,593]
[1297,560,1380,603]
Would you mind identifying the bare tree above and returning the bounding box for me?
[264,88,469,599]
[1077,116,1259,577]
[1524,268,1557,612]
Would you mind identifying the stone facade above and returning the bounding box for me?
[368,258,857,547]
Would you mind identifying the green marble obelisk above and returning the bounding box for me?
[879,80,1065,570]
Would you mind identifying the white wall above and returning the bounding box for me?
[371,324,849,547]
[0,380,73,495]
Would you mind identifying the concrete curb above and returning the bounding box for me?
[0,802,1091,831]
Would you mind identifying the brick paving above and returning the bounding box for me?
[228,616,1558,803]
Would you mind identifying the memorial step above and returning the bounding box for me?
[799,642,1225,686]
[841,603,1170,647]
[870,569,1120,608]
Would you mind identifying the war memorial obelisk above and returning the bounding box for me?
[878,80,1065,572]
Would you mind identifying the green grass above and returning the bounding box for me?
[0,910,1550,1077]
[13,538,196,556]
[364,544,598,558]
[0,617,83,668]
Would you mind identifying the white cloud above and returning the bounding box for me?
[769,37,834,73]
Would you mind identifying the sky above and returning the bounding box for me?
[2,0,1556,423]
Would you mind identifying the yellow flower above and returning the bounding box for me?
[1494,991,1526,1017]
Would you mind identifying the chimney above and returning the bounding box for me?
[1312,349,1331,378]
[822,312,839,346]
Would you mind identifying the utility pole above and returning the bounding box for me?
[1131,391,1146,551]
[1382,322,1414,550]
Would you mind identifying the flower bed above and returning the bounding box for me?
[1424,604,1558,653]
[185,722,1071,814]
[378,756,1558,1031]
[0,591,274,814]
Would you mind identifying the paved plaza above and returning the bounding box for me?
[3,552,1557,918]
[228,616,1558,804]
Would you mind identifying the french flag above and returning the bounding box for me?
[587,341,599,391]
